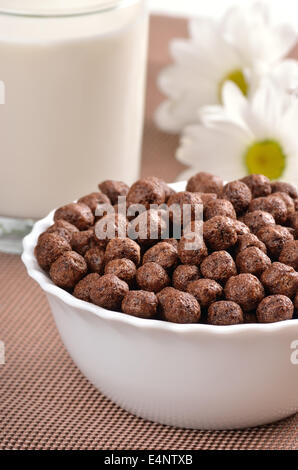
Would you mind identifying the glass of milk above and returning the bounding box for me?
[0,0,148,253]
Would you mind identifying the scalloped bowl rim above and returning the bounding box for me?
[21,181,298,337]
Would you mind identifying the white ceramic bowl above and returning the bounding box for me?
[22,182,298,430]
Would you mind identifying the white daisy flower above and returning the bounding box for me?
[176,81,298,184]
[155,1,297,134]
[219,1,296,67]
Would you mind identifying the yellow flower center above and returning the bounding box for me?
[245,140,286,180]
[218,69,248,102]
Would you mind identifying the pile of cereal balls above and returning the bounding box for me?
[35,173,298,325]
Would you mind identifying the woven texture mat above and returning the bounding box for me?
[1,15,298,451]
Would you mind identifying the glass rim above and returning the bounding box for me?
[0,0,140,18]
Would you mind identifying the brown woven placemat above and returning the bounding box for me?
[1,15,298,451]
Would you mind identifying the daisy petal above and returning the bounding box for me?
[279,158,298,185]
[157,64,216,100]
[176,123,251,181]
[189,17,219,44]
[220,2,297,66]
[155,76,217,133]
[221,81,251,128]
[154,100,187,134]
[269,59,298,92]
[268,24,297,64]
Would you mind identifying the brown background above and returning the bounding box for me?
[0,15,297,450]
[141,15,187,181]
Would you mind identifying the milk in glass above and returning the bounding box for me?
[0,0,148,221]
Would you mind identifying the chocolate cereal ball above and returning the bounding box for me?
[187,279,223,308]
[271,181,298,199]
[128,208,168,246]
[257,295,294,323]
[225,274,265,312]
[241,174,271,198]
[121,291,158,319]
[172,265,200,291]
[89,233,109,251]
[257,225,294,259]
[157,287,178,308]
[98,180,129,205]
[294,199,298,211]
[236,233,267,254]
[204,199,236,220]
[286,226,296,238]
[35,233,71,271]
[84,247,105,274]
[236,247,271,277]
[143,242,178,270]
[233,220,250,236]
[203,216,238,251]
[272,192,295,218]
[186,172,224,195]
[94,213,128,241]
[261,262,298,298]
[136,262,170,293]
[243,210,275,235]
[71,229,94,255]
[295,293,298,312]
[104,237,141,266]
[163,238,179,250]
[127,177,166,209]
[244,312,258,324]
[73,273,101,302]
[104,258,136,286]
[165,186,176,202]
[221,181,252,215]
[288,212,298,238]
[178,233,208,265]
[200,251,237,283]
[45,220,79,243]
[249,195,288,225]
[208,301,244,326]
[54,202,94,230]
[167,191,203,224]
[90,274,129,311]
[78,192,110,214]
[161,290,201,324]
[49,251,87,289]
[197,193,217,207]
[279,240,298,270]
[145,176,174,202]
